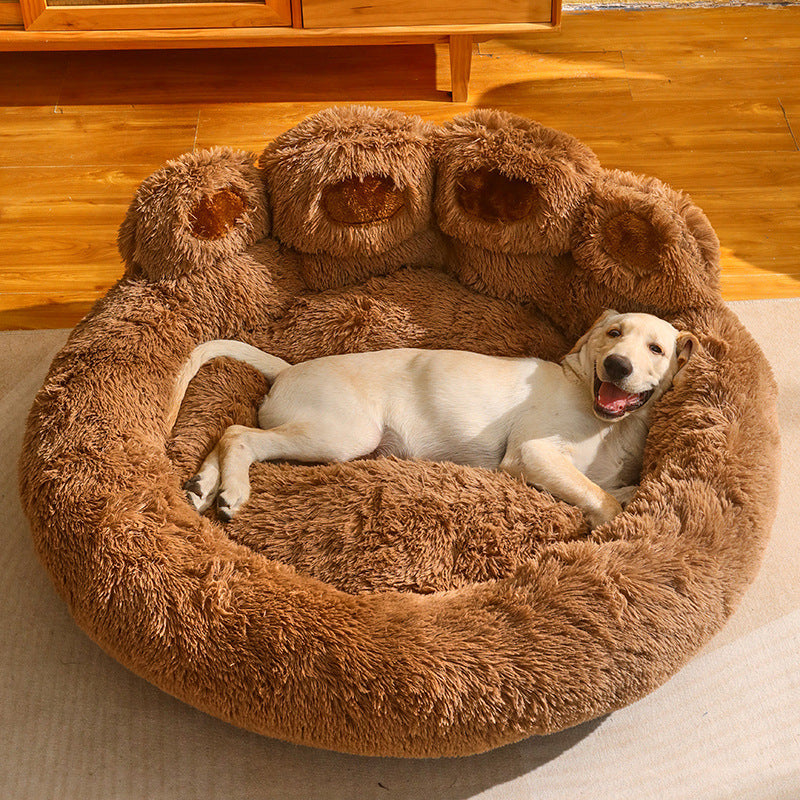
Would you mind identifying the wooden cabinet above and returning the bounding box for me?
[0,0,561,101]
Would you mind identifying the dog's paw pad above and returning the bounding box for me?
[215,481,250,521]
[183,475,202,495]
[217,495,236,522]
[183,474,217,513]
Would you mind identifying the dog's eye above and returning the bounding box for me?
[607,329,621,338]
[649,343,664,355]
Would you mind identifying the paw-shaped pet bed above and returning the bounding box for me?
[20,106,780,758]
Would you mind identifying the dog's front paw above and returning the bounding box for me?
[609,484,639,507]
[216,484,250,522]
[183,471,219,514]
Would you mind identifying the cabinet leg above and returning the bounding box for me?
[449,35,472,103]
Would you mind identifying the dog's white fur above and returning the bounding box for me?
[170,310,697,528]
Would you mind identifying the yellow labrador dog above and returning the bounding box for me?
[170,310,697,528]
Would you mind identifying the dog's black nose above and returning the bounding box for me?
[603,354,633,382]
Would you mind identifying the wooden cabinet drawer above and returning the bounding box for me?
[0,0,23,25]
[302,0,554,29]
[20,0,293,32]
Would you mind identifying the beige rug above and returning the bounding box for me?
[562,0,791,10]
[1,299,798,798]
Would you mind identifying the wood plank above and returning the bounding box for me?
[0,106,198,167]
[0,293,100,330]
[519,6,800,54]
[562,0,753,8]
[719,246,800,302]
[595,152,800,193]
[486,98,796,159]
[0,167,137,311]
[0,165,148,217]
[302,0,553,29]
[569,100,794,156]
[196,102,361,150]
[195,60,522,150]
[624,56,799,103]
[720,274,800,302]
[0,221,123,292]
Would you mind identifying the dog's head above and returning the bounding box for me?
[566,309,698,422]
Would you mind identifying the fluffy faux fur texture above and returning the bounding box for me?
[118,147,270,282]
[435,109,601,257]
[20,106,779,759]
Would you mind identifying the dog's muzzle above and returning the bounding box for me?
[593,371,654,420]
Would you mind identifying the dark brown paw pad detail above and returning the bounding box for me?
[455,167,540,224]
[190,188,249,240]
[601,210,663,276]
[435,109,601,256]
[216,496,233,522]
[573,169,721,311]
[183,475,202,496]
[322,174,405,226]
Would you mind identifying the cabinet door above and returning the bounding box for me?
[20,0,292,31]
[302,0,553,28]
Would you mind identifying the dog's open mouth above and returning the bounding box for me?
[593,373,654,419]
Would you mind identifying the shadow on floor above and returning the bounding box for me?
[0,45,447,107]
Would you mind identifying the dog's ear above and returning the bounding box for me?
[567,309,620,356]
[675,331,700,371]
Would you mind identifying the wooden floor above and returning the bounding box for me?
[0,5,798,329]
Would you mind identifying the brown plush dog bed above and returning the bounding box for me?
[20,106,779,758]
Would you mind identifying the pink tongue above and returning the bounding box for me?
[598,381,639,414]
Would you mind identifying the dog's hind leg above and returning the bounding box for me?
[215,421,383,521]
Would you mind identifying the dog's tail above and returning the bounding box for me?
[166,340,291,431]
